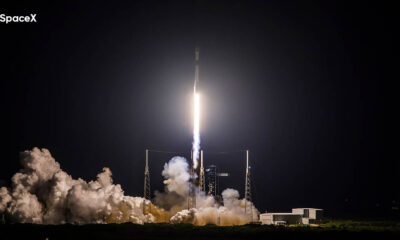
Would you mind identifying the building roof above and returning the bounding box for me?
[292,208,323,210]
[260,213,303,216]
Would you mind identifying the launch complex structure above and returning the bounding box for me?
[143,47,254,220]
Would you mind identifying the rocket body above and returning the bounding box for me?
[194,46,199,93]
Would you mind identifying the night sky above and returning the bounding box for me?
[1,1,393,217]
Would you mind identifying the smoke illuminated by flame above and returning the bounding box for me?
[0,148,259,225]
[192,92,200,169]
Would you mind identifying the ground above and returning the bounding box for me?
[1,220,399,240]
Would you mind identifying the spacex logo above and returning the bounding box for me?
[0,13,37,24]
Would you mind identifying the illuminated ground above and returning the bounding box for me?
[1,221,399,240]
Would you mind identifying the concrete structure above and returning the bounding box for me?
[260,208,323,225]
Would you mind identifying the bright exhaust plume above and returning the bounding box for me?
[192,92,200,169]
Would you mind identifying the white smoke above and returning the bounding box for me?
[161,157,190,196]
[154,157,259,226]
[0,148,259,225]
[0,187,11,212]
[169,188,258,226]
[0,148,152,224]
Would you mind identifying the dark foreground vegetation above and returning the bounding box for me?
[1,220,399,240]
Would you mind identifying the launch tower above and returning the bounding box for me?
[199,150,205,192]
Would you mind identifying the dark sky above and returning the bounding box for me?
[1,1,393,216]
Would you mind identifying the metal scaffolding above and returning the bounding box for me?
[143,149,151,215]
[244,150,253,221]
[144,149,151,200]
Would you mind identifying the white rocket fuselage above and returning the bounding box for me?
[194,47,199,93]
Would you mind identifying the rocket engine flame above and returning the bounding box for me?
[192,92,200,169]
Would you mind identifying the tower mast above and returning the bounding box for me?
[144,149,150,200]
[244,150,253,221]
[143,149,151,215]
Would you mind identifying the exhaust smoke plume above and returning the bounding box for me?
[0,148,259,225]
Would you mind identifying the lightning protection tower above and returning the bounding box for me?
[244,150,253,221]
[143,149,151,215]
[144,149,151,200]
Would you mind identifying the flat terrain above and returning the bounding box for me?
[1,220,399,240]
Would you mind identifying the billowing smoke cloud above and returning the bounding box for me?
[0,148,259,225]
[154,157,189,212]
[169,188,258,226]
[161,157,190,196]
[0,148,155,224]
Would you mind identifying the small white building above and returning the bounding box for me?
[260,208,323,225]
[292,208,323,224]
[259,213,302,225]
